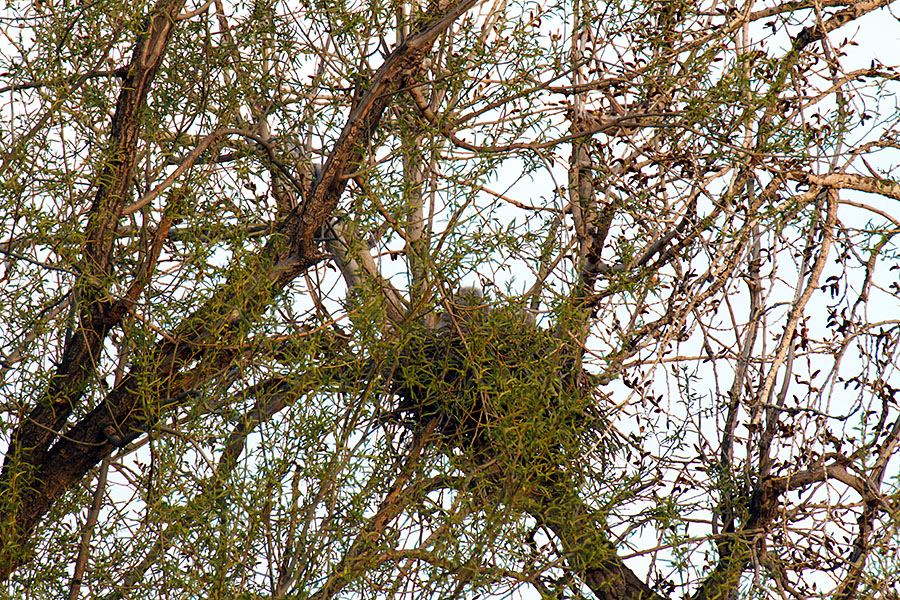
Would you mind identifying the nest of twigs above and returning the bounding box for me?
[384,298,610,484]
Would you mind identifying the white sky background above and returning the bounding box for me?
[2,0,900,598]
[277,2,900,594]
[440,3,900,595]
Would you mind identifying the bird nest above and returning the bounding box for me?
[384,296,611,487]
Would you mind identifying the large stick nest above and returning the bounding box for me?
[384,291,615,486]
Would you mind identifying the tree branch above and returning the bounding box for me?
[0,0,482,580]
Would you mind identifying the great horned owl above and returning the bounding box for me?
[435,286,536,333]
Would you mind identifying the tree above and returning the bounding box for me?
[2,0,900,597]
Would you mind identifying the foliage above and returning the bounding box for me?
[2,0,900,599]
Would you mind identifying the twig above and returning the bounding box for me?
[68,457,109,600]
